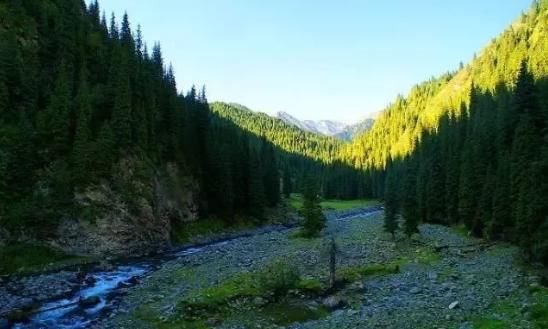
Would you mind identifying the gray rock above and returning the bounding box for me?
[16,298,35,311]
[322,296,346,310]
[410,287,422,294]
[349,281,366,292]
[85,276,97,285]
[427,272,438,281]
[252,296,268,307]
[79,296,101,308]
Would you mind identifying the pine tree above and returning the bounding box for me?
[71,71,94,186]
[426,140,446,224]
[120,12,133,49]
[402,164,419,237]
[247,148,266,220]
[112,61,132,147]
[262,141,280,207]
[109,13,119,39]
[510,63,541,237]
[489,156,512,240]
[473,166,494,236]
[0,66,7,120]
[282,169,292,198]
[302,174,326,237]
[458,139,476,230]
[39,63,72,159]
[94,122,116,177]
[383,166,399,238]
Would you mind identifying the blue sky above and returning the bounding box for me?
[94,0,530,123]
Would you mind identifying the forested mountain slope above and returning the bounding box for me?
[351,1,548,264]
[211,102,371,200]
[0,0,371,256]
[341,1,548,170]
[212,102,342,163]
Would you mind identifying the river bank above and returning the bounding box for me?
[1,205,546,329]
[98,209,546,329]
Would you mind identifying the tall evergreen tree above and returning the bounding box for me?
[247,148,266,219]
[262,141,280,207]
[111,60,132,147]
[71,71,94,186]
[302,174,326,237]
[402,163,419,237]
[282,169,292,198]
[383,165,399,238]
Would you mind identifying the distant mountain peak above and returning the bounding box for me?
[277,111,348,137]
[277,111,374,140]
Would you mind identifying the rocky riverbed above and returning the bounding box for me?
[1,207,545,329]
[95,209,545,329]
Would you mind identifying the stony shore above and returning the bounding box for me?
[95,209,545,329]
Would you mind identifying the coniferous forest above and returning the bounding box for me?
[341,3,548,264]
[0,0,547,264]
[0,0,368,236]
[1,1,548,328]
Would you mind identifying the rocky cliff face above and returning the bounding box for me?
[48,159,199,257]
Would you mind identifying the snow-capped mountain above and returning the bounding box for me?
[277,111,348,137]
[335,118,375,141]
[277,111,376,140]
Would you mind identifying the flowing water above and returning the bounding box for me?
[8,207,382,329]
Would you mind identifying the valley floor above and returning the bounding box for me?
[97,209,547,329]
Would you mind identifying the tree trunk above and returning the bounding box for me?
[329,237,336,289]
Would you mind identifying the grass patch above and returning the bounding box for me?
[391,243,440,267]
[530,287,548,328]
[473,319,509,329]
[472,287,548,329]
[0,243,89,276]
[172,216,256,244]
[450,224,470,237]
[260,301,329,325]
[296,278,325,293]
[167,260,333,327]
[339,263,400,282]
[288,194,379,211]
[180,260,300,313]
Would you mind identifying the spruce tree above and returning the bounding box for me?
[94,122,116,177]
[112,61,132,147]
[247,148,266,220]
[383,166,399,238]
[71,72,94,186]
[402,164,419,237]
[426,141,446,224]
[302,175,326,237]
[39,63,72,159]
[458,139,476,230]
[282,170,292,198]
[489,157,512,240]
[0,66,7,120]
[262,141,280,207]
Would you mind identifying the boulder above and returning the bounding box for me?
[78,296,100,308]
[410,287,422,294]
[322,296,346,310]
[349,281,366,292]
[128,276,140,285]
[252,296,268,307]
[117,281,132,289]
[84,276,97,285]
